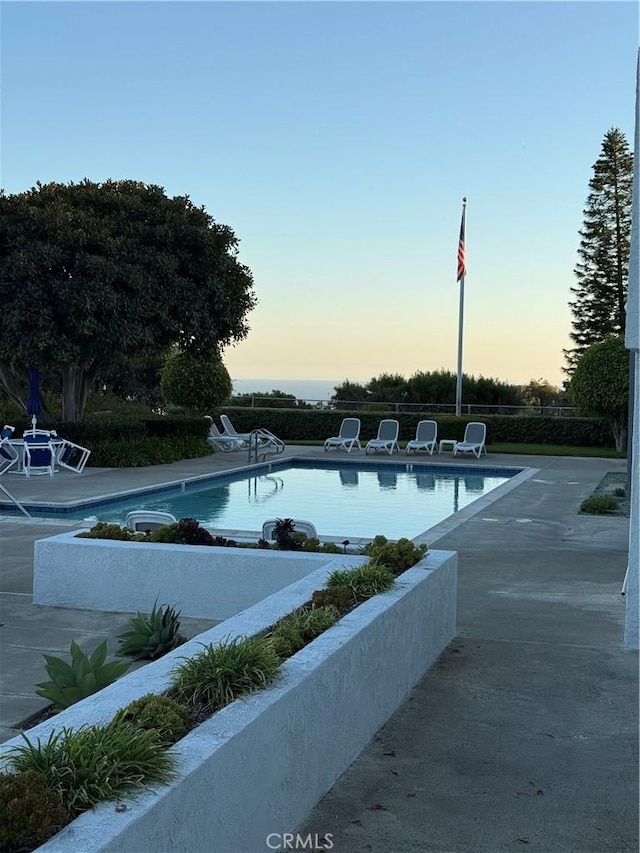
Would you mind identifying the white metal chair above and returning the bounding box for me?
[125,510,178,532]
[50,433,92,473]
[262,519,318,540]
[405,420,438,455]
[453,422,487,458]
[22,433,56,477]
[365,419,400,455]
[323,418,361,453]
[0,437,20,475]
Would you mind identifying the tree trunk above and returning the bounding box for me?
[613,421,628,453]
[60,364,93,422]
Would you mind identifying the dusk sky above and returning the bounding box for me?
[1,1,637,395]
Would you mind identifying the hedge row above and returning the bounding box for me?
[88,437,212,468]
[216,408,615,448]
[44,415,209,443]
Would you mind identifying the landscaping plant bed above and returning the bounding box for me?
[1,547,457,853]
[33,531,362,620]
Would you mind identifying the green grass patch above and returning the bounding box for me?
[485,443,624,458]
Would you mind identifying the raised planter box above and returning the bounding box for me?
[3,550,457,853]
[34,531,362,620]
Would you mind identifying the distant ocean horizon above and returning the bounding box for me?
[230,378,348,402]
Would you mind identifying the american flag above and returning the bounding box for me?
[457,202,466,282]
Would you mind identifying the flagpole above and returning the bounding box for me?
[455,197,467,417]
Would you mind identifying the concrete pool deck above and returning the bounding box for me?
[0,447,637,852]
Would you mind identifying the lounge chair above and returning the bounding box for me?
[205,419,245,452]
[0,436,20,475]
[405,420,438,455]
[22,433,56,477]
[365,419,399,455]
[125,510,178,532]
[323,418,361,453]
[1,425,15,439]
[453,422,487,458]
[220,414,254,448]
[261,519,318,540]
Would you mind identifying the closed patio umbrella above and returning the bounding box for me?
[27,366,41,430]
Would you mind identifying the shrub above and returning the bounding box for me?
[118,603,186,661]
[147,523,180,542]
[76,522,138,541]
[113,694,190,746]
[145,517,215,546]
[171,636,280,710]
[0,769,68,849]
[8,721,176,815]
[579,495,619,514]
[613,487,626,497]
[327,563,396,601]
[36,641,131,709]
[361,535,427,574]
[174,517,215,546]
[160,352,232,414]
[86,436,211,468]
[569,336,629,451]
[311,587,354,613]
[268,606,340,660]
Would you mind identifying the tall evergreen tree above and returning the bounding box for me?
[564,128,633,373]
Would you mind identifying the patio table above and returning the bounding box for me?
[438,439,457,454]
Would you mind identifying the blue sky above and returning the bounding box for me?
[1,1,637,392]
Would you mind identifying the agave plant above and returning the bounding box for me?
[117,602,186,661]
[36,641,131,710]
[273,518,297,550]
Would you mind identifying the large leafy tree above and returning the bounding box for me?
[0,180,256,422]
[569,336,629,451]
[565,128,633,373]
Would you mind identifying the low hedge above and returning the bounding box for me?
[53,415,208,444]
[216,408,615,448]
[87,437,211,468]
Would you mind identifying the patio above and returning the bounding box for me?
[0,448,637,852]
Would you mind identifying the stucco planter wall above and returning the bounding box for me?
[3,550,457,853]
[33,531,360,620]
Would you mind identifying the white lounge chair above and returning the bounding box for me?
[125,510,178,532]
[205,418,245,452]
[405,420,438,455]
[220,414,254,448]
[365,419,399,455]
[453,422,487,458]
[262,519,318,540]
[323,418,361,453]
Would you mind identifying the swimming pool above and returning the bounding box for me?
[21,460,523,540]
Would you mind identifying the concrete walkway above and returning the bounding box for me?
[0,448,637,852]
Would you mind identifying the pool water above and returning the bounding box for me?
[62,461,518,540]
